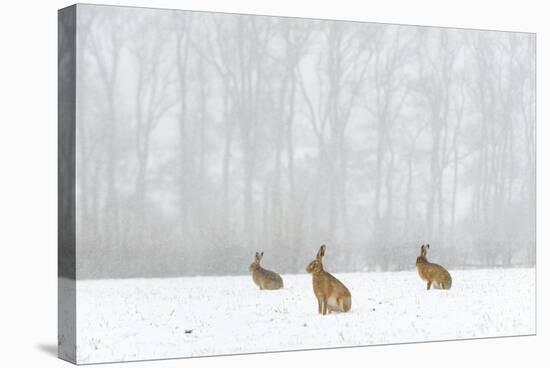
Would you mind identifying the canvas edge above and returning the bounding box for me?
[58,4,78,365]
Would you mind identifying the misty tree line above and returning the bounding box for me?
[74,7,535,278]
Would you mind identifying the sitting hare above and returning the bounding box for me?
[249,251,284,290]
[416,244,452,290]
[306,244,351,315]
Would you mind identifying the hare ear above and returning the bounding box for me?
[260,251,264,258]
[317,244,326,261]
[426,244,430,249]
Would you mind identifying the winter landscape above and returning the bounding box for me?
[71,268,535,363]
[58,3,536,364]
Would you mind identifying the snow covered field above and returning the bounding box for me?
[71,268,535,364]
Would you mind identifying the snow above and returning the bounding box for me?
[72,268,535,364]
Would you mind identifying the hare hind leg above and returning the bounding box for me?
[340,296,352,312]
[427,281,432,290]
[337,297,346,312]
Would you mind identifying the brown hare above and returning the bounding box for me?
[416,244,452,290]
[249,251,284,290]
[306,244,351,315]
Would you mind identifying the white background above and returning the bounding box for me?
[0,0,546,367]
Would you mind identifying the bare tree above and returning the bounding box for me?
[366,26,410,255]
[86,11,126,252]
[129,12,176,246]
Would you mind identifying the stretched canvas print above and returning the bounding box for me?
[58,3,536,364]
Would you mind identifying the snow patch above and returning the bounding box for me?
[74,268,535,364]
